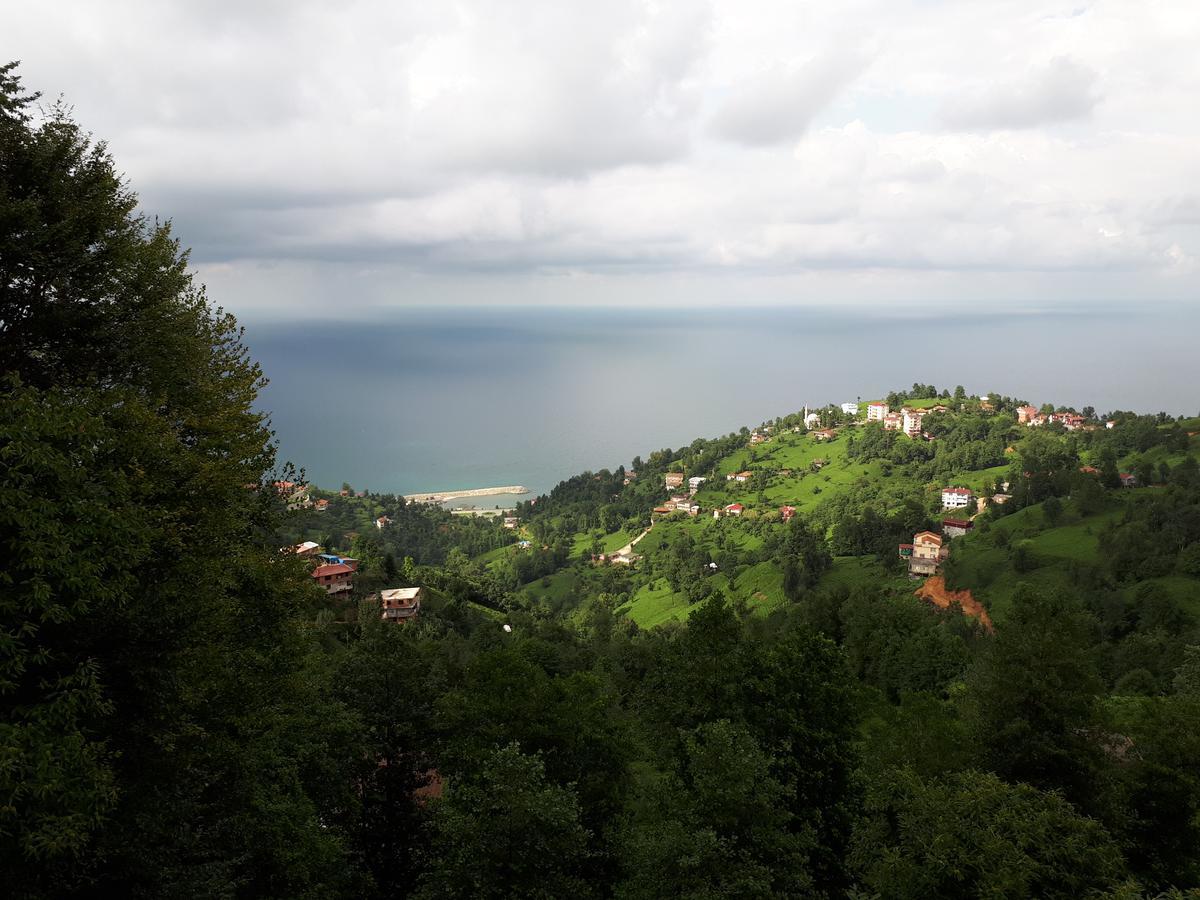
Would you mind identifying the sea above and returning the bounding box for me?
[243,304,1200,506]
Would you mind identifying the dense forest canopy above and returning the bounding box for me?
[3,63,1200,898]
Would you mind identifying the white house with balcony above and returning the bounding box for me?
[941,487,974,509]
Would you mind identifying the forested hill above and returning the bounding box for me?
[5,61,1200,898]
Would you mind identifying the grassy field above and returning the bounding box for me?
[569,528,633,560]
[517,569,582,613]
[697,431,919,518]
[618,577,698,628]
[617,559,789,628]
[819,555,914,593]
[943,495,1200,622]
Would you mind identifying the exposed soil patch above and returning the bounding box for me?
[915,575,994,633]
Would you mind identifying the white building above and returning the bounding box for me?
[841,402,859,415]
[941,487,974,509]
[867,402,888,422]
[902,408,928,437]
[804,412,821,429]
[688,476,706,493]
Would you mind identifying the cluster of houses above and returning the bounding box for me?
[287,540,424,622]
[1017,406,1089,430]
[655,473,707,518]
[866,402,949,438]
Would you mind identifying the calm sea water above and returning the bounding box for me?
[243,305,1200,501]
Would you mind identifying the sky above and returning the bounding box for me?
[6,0,1200,315]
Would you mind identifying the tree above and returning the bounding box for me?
[850,769,1125,898]
[416,744,592,900]
[778,517,833,600]
[616,720,812,898]
[967,587,1104,805]
[1,63,357,894]
[1043,495,1064,526]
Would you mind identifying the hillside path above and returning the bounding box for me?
[614,526,653,558]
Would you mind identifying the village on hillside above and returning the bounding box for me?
[276,386,1199,634]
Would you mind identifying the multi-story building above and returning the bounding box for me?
[380,587,423,622]
[941,487,974,509]
[908,530,947,576]
[312,563,354,595]
[664,472,685,489]
[867,402,889,422]
[902,407,928,437]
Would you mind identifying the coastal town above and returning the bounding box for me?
[274,388,1194,633]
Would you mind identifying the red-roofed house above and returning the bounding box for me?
[942,518,973,539]
[780,505,796,522]
[724,503,744,517]
[312,563,354,595]
[1017,406,1039,424]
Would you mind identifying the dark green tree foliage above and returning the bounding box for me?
[850,768,1126,898]
[415,743,593,900]
[332,611,446,895]
[968,586,1104,804]
[1,63,356,895]
[635,597,858,894]
[839,589,974,699]
[616,720,813,898]
[774,515,833,599]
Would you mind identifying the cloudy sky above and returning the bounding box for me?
[6,0,1200,315]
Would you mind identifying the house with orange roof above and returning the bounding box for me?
[312,562,354,595]
[908,530,948,576]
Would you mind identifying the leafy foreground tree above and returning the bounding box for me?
[849,768,1126,898]
[415,743,592,900]
[616,719,814,899]
[1,62,358,896]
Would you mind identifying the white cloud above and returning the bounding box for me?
[2,0,1199,311]
[709,50,868,146]
[941,56,1100,130]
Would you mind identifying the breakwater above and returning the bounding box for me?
[404,485,530,504]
